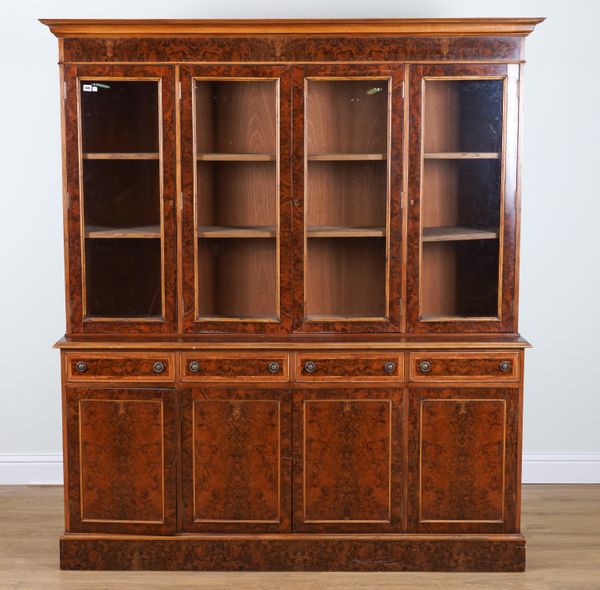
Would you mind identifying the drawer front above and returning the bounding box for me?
[409,352,520,382]
[65,352,175,383]
[296,353,404,382]
[181,353,290,382]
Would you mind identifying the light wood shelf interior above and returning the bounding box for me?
[85,225,161,239]
[424,152,499,160]
[196,153,276,162]
[307,153,386,161]
[83,153,160,160]
[422,226,498,242]
[198,226,276,238]
[307,226,385,238]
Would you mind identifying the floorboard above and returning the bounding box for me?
[0,485,599,589]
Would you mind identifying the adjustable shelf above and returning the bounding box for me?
[85,225,161,239]
[196,153,276,162]
[307,153,386,161]
[197,226,276,238]
[424,152,500,160]
[82,153,160,160]
[307,226,386,238]
[422,226,499,243]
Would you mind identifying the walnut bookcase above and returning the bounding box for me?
[42,17,543,571]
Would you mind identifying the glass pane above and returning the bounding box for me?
[80,80,162,320]
[421,79,504,319]
[85,240,161,318]
[194,80,279,320]
[80,81,159,153]
[305,79,390,319]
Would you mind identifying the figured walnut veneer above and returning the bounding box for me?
[44,17,541,572]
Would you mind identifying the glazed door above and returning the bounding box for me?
[293,388,404,532]
[180,65,292,333]
[293,65,404,333]
[407,64,520,333]
[63,65,177,334]
[181,388,291,533]
[65,387,176,534]
[407,387,520,533]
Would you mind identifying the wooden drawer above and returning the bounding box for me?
[295,353,404,382]
[408,352,520,382]
[65,352,175,383]
[181,353,290,382]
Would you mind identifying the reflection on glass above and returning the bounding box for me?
[421,79,504,319]
[80,80,162,319]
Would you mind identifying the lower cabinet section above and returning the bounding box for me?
[62,370,523,569]
[408,387,520,534]
[180,388,291,533]
[65,387,177,534]
[293,388,404,533]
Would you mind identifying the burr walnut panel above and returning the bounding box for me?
[65,352,175,383]
[65,387,176,535]
[408,387,519,534]
[409,351,520,382]
[181,352,289,382]
[295,352,404,382]
[293,388,403,533]
[181,388,291,533]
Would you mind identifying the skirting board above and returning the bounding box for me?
[1,453,599,485]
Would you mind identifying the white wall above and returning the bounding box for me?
[1,0,599,483]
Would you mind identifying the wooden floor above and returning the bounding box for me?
[0,485,599,589]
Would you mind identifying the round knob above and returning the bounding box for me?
[419,360,431,374]
[189,360,200,373]
[384,361,396,374]
[153,361,165,374]
[304,361,316,374]
[75,361,87,373]
[499,360,511,373]
[267,361,280,374]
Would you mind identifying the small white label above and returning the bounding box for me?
[82,84,93,92]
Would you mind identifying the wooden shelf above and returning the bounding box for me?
[82,153,160,160]
[307,153,387,162]
[197,226,276,238]
[422,226,499,243]
[85,225,161,239]
[424,152,500,160]
[307,226,386,238]
[196,153,276,162]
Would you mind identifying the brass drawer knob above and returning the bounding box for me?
[418,360,431,374]
[153,361,165,374]
[304,360,317,374]
[384,361,396,374]
[267,361,280,374]
[75,361,87,373]
[189,360,201,373]
[499,360,512,373]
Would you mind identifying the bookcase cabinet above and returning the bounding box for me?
[43,17,543,572]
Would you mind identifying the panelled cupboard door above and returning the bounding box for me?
[408,387,520,534]
[65,387,176,534]
[180,65,292,333]
[181,388,291,533]
[292,65,404,333]
[406,64,520,333]
[293,389,404,533]
[62,65,177,335]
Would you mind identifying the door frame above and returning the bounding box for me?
[406,63,520,334]
[179,64,292,333]
[62,64,177,335]
[291,64,405,333]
